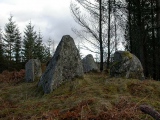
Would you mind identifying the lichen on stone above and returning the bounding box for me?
[122,51,133,59]
[38,35,84,93]
[110,51,144,80]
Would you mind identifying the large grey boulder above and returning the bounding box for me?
[25,59,42,82]
[38,35,84,93]
[82,54,98,73]
[110,51,145,80]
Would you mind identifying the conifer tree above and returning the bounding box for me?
[0,27,4,62]
[124,0,160,80]
[47,37,52,57]
[23,22,37,61]
[14,27,21,63]
[34,30,44,61]
[41,44,50,62]
[3,15,17,61]
[0,27,5,72]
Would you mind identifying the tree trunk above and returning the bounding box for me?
[137,0,145,76]
[143,44,148,77]
[114,11,117,51]
[128,0,132,53]
[156,0,160,79]
[107,0,111,69]
[114,0,117,52]
[151,0,156,79]
[157,0,160,39]
[99,0,103,72]
[9,44,11,61]
[140,105,160,120]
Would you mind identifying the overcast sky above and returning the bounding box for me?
[0,0,82,50]
[0,0,125,58]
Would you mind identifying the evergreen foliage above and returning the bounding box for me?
[41,44,51,62]
[23,22,37,61]
[34,30,43,60]
[0,27,3,61]
[2,15,22,71]
[22,22,52,63]
[34,30,50,62]
[124,0,159,80]
[0,16,54,72]
[3,15,17,61]
[0,27,5,72]
[14,27,21,63]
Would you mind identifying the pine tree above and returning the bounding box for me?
[3,15,17,61]
[34,30,44,61]
[0,27,5,72]
[0,27,4,62]
[125,0,158,80]
[23,22,37,61]
[14,27,21,63]
[46,37,56,58]
[41,44,50,62]
[47,37,52,57]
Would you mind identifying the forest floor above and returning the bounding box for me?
[0,70,160,120]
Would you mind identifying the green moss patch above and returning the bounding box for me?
[122,51,133,59]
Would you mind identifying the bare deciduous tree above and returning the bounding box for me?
[70,0,127,70]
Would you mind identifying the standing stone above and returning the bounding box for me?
[110,51,145,80]
[38,35,84,93]
[34,59,42,77]
[25,59,42,82]
[25,59,34,82]
[82,54,99,73]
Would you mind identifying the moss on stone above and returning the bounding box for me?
[110,61,121,69]
[122,51,133,59]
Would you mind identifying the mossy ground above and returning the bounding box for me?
[0,72,160,120]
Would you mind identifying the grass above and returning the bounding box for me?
[0,71,160,119]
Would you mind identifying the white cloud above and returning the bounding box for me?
[0,0,79,42]
[0,0,97,57]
